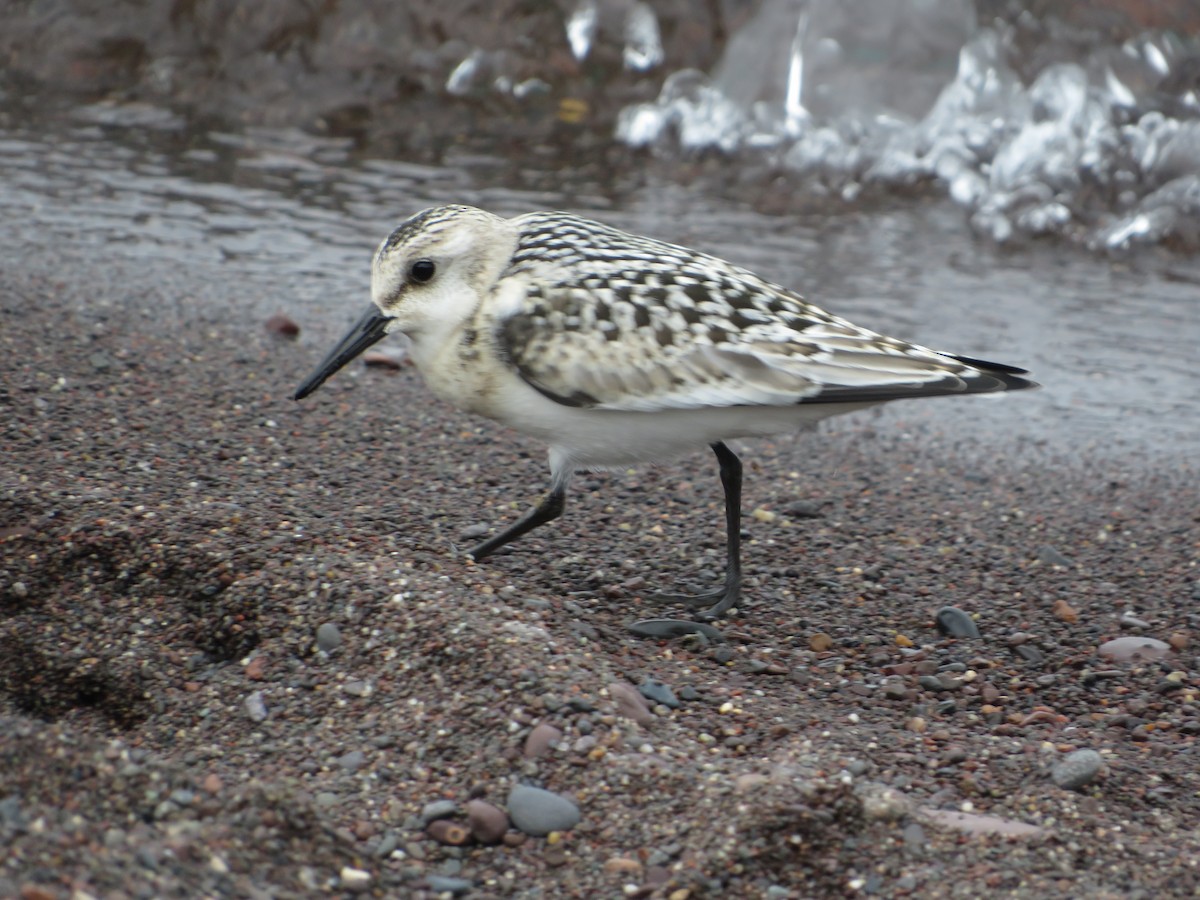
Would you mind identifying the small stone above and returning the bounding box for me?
[507,784,581,836]
[374,830,399,857]
[883,681,911,701]
[1120,612,1151,630]
[1052,599,1079,623]
[363,351,403,370]
[638,678,679,708]
[809,632,833,652]
[751,507,776,523]
[460,522,490,539]
[524,722,564,758]
[1037,544,1074,567]
[858,783,912,821]
[1051,748,1103,791]
[604,856,643,875]
[244,691,268,722]
[244,655,267,680]
[265,313,300,338]
[202,773,223,794]
[337,750,366,772]
[785,500,824,518]
[907,716,927,733]
[425,876,473,895]
[1015,644,1046,664]
[339,867,371,892]
[427,819,471,845]
[316,622,342,652]
[342,680,371,697]
[918,675,944,692]
[935,607,980,639]
[1098,636,1170,663]
[420,800,459,825]
[921,808,1042,837]
[466,799,508,844]
[1169,632,1189,651]
[608,681,653,725]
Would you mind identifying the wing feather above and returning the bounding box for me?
[494,214,1034,411]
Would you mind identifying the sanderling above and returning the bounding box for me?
[296,205,1035,619]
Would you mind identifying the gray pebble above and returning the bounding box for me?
[935,606,980,639]
[1052,748,1103,790]
[420,799,459,825]
[1038,544,1074,567]
[461,523,491,539]
[342,680,370,697]
[639,678,679,708]
[507,784,581,836]
[425,876,473,895]
[1015,644,1046,664]
[374,830,399,857]
[244,691,268,722]
[316,622,342,652]
[902,821,926,853]
[337,750,366,772]
[785,500,824,518]
[0,796,25,829]
[918,675,945,692]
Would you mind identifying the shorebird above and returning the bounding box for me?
[295,205,1035,619]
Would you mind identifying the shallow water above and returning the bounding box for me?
[1,94,1196,462]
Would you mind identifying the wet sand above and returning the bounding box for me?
[3,244,1198,897]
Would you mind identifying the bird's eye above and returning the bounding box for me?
[410,259,436,284]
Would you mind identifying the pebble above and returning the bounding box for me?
[785,499,824,518]
[523,722,563,759]
[917,675,944,692]
[425,876,473,895]
[374,831,399,857]
[316,622,342,652]
[244,691,267,722]
[1120,612,1151,630]
[639,678,679,709]
[265,313,300,338]
[935,606,980,639]
[1098,636,1170,663]
[608,681,653,725]
[507,784,581,836]
[339,866,371,892]
[1052,748,1103,790]
[466,799,509,844]
[427,819,470,845]
[460,522,490,539]
[420,799,459,825]
[337,750,366,772]
[1015,644,1046,664]
[1052,599,1079,623]
[1037,544,1074,567]
[362,350,404,370]
[809,632,833,651]
[921,808,1042,837]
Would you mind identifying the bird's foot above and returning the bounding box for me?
[651,581,741,621]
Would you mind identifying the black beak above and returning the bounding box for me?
[294,306,391,400]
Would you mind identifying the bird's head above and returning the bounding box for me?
[294,205,516,401]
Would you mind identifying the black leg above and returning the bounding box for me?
[469,485,566,561]
[654,441,744,619]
